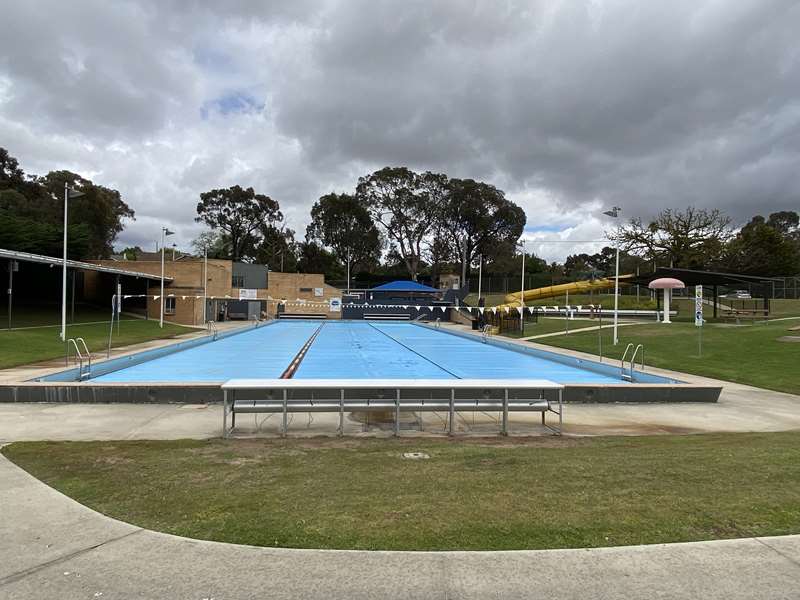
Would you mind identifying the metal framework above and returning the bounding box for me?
[222,378,564,438]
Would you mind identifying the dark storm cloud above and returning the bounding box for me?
[1,0,798,256]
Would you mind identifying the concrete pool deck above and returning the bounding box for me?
[2,452,800,599]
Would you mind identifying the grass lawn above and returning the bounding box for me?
[539,319,800,394]
[0,303,142,329]
[464,292,655,310]
[0,319,194,369]
[499,316,623,338]
[5,433,800,551]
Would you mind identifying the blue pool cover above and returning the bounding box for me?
[93,320,623,384]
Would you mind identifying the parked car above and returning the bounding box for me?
[719,290,752,299]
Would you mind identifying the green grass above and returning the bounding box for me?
[0,319,194,369]
[0,303,141,329]
[539,319,800,394]
[499,317,620,338]
[464,292,655,309]
[5,433,800,550]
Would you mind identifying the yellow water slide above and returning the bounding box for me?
[496,275,633,310]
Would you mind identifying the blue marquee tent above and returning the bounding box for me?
[369,280,441,293]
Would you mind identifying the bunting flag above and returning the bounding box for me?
[491,307,497,314]
[415,306,420,310]
[517,307,523,315]
[503,306,509,313]
[527,306,535,314]
[478,307,484,314]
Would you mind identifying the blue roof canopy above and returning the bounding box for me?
[370,280,441,293]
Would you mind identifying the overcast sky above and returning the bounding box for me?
[1,0,799,261]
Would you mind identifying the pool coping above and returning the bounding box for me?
[0,320,721,404]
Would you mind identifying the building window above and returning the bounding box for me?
[232,275,245,288]
[299,287,313,293]
[165,297,176,315]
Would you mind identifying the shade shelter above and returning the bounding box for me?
[628,267,779,319]
[648,278,685,323]
[368,280,442,303]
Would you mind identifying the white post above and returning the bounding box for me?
[60,183,68,341]
[346,248,351,294]
[663,288,672,323]
[477,254,482,303]
[520,242,525,332]
[613,243,620,345]
[202,246,208,324]
[160,228,165,328]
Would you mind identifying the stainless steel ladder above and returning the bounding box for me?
[206,320,218,340]
[620,343,644,381]
[66,337,92,380]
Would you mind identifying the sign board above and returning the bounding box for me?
[329,297,342,312]
[694,285,703,326]
[238,288,258,300]
[314,287,324,297]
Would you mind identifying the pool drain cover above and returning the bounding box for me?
[402,452,430,460]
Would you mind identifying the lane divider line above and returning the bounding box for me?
[279,323,326,379]
[367,322,461,379]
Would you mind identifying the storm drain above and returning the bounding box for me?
[402,452,430,460]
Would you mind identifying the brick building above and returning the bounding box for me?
[84,257,341,326]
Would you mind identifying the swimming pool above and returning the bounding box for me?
[91,320,628,384]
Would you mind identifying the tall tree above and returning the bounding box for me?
[609,207,732,268]
[195,185,281,261]
[306,193,381,275]
[355,167,438,280]
[296,241,344,280]
[442,178,526,283]
[725,213,800,276]
[39,171,134,258]
[254,223,298,272]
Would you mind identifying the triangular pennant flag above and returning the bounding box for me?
[527,306,535,314]
[517,307,523,315]
[478,307,484,314]
[415,306,420,311]
[153,295,160,300]
[504,306,509,313]
[491,307,497,314]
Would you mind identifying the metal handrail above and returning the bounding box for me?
[434,318,441,329]
[66,338,91,380]
[620,343,634,379]
[630,344,645,380]
[75,337,91,378]
[207,320,218,340]
[481,324,492,343]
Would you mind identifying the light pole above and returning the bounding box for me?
[160,227,174,328]
[60,183,85,341]
[518,240,526,333]
[477,253,483,304]
[603,206,622,346]
[202,246,208,324]
[346,248,351,294]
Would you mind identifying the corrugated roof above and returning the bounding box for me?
[0,248,172,281]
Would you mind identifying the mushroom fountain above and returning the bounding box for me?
[648,278,685,323]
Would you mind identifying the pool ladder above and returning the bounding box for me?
[66,338,92,380]
[481,324,492,343]
[207,320,218,340]
[620,343,644,381]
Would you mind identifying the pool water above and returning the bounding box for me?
[93,320,626,384]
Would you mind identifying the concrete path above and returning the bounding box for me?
[2,453,800,599]
[520,320,644,340]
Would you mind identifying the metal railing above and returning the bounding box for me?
[222,379,564,438]
[66,337,92,380]
[620,343,644,381]
[481,324,492,343]
[206,320,218,340]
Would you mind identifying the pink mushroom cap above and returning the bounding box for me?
[648,277,686,289]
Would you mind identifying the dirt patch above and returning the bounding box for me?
[564,423,706,436]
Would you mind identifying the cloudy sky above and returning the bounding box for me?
[1,0,799,261]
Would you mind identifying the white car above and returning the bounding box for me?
[719,290,752,299]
